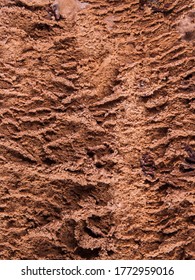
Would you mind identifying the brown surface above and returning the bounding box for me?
[0,0,195,260]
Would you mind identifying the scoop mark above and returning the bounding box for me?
[51,0,88,21]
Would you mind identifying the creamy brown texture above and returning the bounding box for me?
[0,0,194,260]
